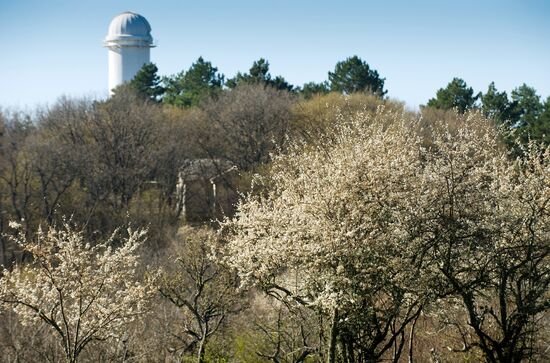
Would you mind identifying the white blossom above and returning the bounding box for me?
[0,224,156,363]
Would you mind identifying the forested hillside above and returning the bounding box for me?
[0,57,549,362]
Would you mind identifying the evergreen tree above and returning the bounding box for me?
[328,56,386,96]
[300,81,330,99]
[511,84,542,127]
[520,95,550,145]
[226,58,294,92]
[163,57,224,108]
[127,62,164,102]
[539,96,550,127]
[426,77,479,113]
[248,58,270,82]
[480,82,519,125]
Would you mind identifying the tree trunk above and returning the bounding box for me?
[327,308,338,363]
[408,312,420,363]
[347,338,355,363]
[197,335,207,363]
[340,340,348,363]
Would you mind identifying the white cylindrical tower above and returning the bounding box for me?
[104,12,155,94]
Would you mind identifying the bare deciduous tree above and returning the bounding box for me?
[159,226,245,363]
[197,83,294,172]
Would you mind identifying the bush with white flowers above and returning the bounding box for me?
[0,224,156,363]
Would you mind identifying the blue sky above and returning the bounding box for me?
[0,0,549,110]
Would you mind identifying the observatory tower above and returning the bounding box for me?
[104,12,154,94]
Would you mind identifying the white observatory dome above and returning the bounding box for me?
[104,11,155,94]
[104,12,153,47]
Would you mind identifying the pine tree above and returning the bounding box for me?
[226,58,294,92]
[300,81,330,99]
[426,77,479,113]
[163,57,224,107]
[127,62,165,102]
[328,56,386,96]
[480,82,519,125]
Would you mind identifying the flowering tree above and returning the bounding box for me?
[221,107,550,362]
[0,224,155,363]
[413,128,550,362]
[221,108,432,362]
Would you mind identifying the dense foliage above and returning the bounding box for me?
[0,58,549,362]
[163,57,224,107]
[426,77,480,113]
[125,62,165,102]
[221,109,550,362]
[328,56,387,96]
[0,224,155,363]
